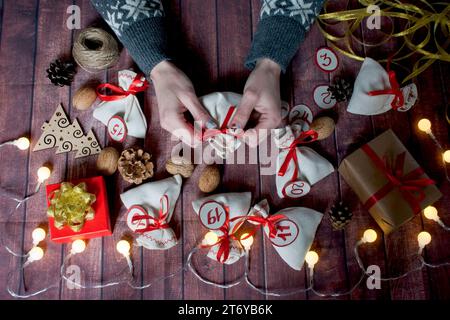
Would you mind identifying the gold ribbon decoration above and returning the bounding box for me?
[47,182,96,232]
[318,0,450,83]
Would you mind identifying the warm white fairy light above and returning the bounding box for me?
[203,231,219,246]
[37,166,51,183]
[423,206,439,222]
[362,229,377,243]
[28,246,44,262]
[305,251,319,268]
[418,231,432,249]
[116,240,133,275]
[31,228,46,246]
[417,118,432,133]
[116,240,130,256]
[240,233,254,251]
[71,240,86,254]
[443,150,450,163]
[14,137,30,150]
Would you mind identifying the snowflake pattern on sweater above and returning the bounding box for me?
[92,0,164,36]
[261,0,324,30]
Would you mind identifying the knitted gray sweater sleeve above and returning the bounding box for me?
[90,0,169,75]
[245,0,326,73]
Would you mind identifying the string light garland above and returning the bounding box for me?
[1,135,449,299]
[417,118,450,182]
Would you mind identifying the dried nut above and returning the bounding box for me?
[166,156,194,178]
[310,117,335,140]
[73,85,97,111]
[96,147,119,176]
[198,165,220,193]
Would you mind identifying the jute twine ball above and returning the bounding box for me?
[72,28,119,73]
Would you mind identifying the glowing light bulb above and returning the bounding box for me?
[305,251,319,267]
[14,137,30,150]
[116,240,131,256]
[28,246,44,261]
[443,150,450,163]
[240,233,254,251]
[423,206,439,222]
[417,231,432,248]
[37,166,51,182]
[417,119,431,132]
[204,231,219,246]
[362,229,377,243]
[31,228,46,245]
[71,239,86,254]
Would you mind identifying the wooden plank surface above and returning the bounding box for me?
[0,0,449,300]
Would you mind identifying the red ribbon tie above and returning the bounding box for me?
[96,73,149,101]
[131,195,170,233]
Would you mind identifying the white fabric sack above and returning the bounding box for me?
[93,70,148,139]
[347,58,418,115]
[274,126,334,198]
[199,92,243,158]
[120,175,182,250]
[192,192,252,264]
[249,199,323,271]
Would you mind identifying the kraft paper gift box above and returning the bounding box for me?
[46,176,112,243]
[338,129,442,234]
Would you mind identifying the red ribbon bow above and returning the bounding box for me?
[202,223,238,264]
[278,129,319,180]
[202,106,243,141]
[96,73,149,101]
[367,59,404,111]
[230,213,286,239]
[362,144,435,213]
[131,195,171,233]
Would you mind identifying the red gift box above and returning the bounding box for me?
[46,176,112,243]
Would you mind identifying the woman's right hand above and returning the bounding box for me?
[150,61,214,147]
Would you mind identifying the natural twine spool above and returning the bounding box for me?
[72,27,119,73]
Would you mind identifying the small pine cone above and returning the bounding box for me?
[118,147,154,184]
[329,201,353,230]
[328,77,353,102]
[46,59,77,87]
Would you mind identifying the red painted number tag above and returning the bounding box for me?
[199,201,228,230]
[270,219,299,247]
[315,47,339,73]
[108,115,127,142]
[283,180,311,198]
[314,85,337,109]
[126,205,149,232]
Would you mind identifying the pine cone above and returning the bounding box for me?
[46,59,77,87]
[328,77,353,102]
[329,201,353,230]
[118,148,154,184]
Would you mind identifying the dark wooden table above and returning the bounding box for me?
[0,0,449,300]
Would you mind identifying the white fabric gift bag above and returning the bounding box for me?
[94,70,148,139]
[120,175,182,250]
[192,192,252,264]
[347,58,418,115]
[274,126,334,199]
[199,92,243,159]
[248,199,323,271]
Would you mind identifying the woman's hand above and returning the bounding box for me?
[150,61,214,147]
[231,58,282,145]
